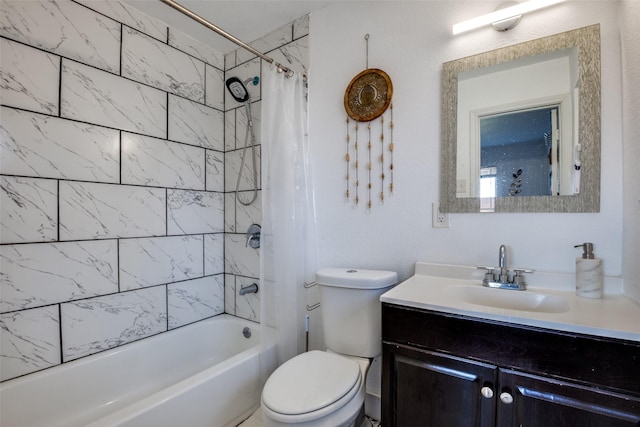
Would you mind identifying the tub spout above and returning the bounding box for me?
[239,283,258,295]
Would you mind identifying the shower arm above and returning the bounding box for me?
[159,0,295,77]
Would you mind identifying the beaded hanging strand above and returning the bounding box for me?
[367,122,372,212]
[354,122,360,206]
[389,102,395,195]
[380,114,385,204]
[345,117,350,200]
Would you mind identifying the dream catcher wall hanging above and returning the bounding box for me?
[343,34,395,212]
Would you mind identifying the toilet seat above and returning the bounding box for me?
[261,351,362,423]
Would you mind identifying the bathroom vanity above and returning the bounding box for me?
[380,263,640,426]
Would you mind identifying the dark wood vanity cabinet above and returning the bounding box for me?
[381,303,640,427]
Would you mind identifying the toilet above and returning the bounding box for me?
[261,268,398,427]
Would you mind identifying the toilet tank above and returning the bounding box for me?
[317,268,397,358]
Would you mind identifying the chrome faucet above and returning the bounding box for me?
[239,283,259,295]
[498,244,508,283]
[477,245,533,291]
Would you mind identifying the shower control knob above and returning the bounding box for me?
[480,387,494,399]
[500,391,514,404]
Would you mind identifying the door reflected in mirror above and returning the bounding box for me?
[456,48,576,199]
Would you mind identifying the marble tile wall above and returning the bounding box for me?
[0,0,225,381]
[223,15,310,322]
[0,0,310,382]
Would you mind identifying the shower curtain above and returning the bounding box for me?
[260,65,318,379]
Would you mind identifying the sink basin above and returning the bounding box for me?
[444,285,570,313]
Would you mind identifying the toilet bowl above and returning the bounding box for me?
[261,351,369,427]
[261,268,397,426]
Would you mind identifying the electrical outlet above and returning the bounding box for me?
[432,203,450,228]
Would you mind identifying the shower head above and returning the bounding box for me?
[226,76,250,103]
[226,76,260,103]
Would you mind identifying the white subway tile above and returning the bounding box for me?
[61,287,167,361]
[122,27,205,103]
[235,276,260,322]
[0,176,57,244]
[167,190,223,235]
[225,234,260,278]
[0,38,59,115]
[61,59,167,138]
[169,28,224,69]
[225,146,261,193]
[205,65,225,111]
[0,306,61,381]
[236,24,292,65]
[236,100,262,150]
[224,274,236,315]
[225,193,236,233]
[0,240,118,313]
[205,150,224,192]
[167,275,224,329]
[293,15,310,39]
[0,0,120,73]
[267,36,309,76]
[225,109,236,150]
[204,233,224,276]
[119,235,204,291]
[168,95,223,150]
[75,0,167,42]
[121,132,205,190]
[225,51,237,70]
[236,190,262,233]
[59,182,166,240]
[0,107,120,183]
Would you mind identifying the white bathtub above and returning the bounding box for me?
[0,314,275,427]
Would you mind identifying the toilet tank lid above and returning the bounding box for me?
[316,268,398,289]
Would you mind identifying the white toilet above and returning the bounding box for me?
[261,268,398,427]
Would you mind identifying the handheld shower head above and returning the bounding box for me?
[225,76,260,103]
[226,76,250,103]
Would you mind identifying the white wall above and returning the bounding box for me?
[308,1,625,287]
[620,0,640,301]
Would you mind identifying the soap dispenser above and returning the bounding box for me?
[574,243,603,299]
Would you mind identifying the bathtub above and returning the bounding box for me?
[0,314,275,427]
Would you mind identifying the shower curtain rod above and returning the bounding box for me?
[159,0,295,76]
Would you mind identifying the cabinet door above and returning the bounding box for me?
[497,369,640,427]
[383,343,497,427]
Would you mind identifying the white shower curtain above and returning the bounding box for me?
[260,65,318,378]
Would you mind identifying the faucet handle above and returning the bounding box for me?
[476,265,497,282]
[512,268,534,287]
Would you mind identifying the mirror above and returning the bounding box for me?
[440,25,601,213]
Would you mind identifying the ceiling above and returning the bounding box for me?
[123,0,335,54]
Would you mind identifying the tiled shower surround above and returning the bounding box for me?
[0,0,309,382]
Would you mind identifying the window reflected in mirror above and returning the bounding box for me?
[479,105,565,198]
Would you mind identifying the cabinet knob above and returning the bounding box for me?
[480,386,494,399]
[500,392,514,404]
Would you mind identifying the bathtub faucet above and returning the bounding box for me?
[239,283,259,295]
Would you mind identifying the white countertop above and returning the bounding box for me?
[380,262,640,342]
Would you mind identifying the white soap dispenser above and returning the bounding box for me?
[574,242,603,299]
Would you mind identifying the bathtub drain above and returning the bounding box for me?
[242,327,252,339]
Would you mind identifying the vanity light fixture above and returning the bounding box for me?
[452,0,566,35]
